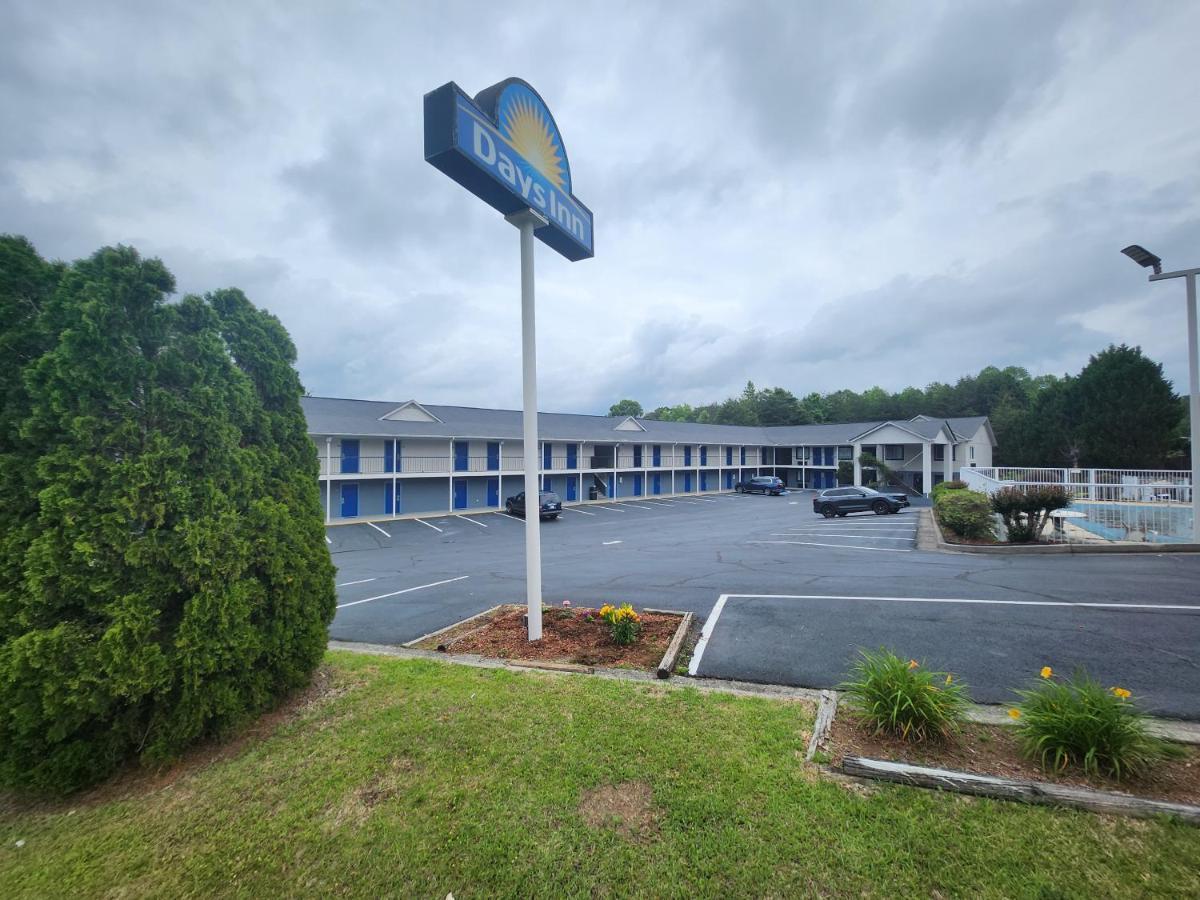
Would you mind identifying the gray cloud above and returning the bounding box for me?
[3,0,1199,416]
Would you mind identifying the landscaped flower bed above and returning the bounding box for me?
[826,717,1200,806]
[414,604,684,669]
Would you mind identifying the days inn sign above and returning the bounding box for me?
[424,78,594,261]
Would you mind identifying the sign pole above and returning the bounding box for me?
[507,208,549,639]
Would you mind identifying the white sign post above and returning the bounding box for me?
[506,208,549,639]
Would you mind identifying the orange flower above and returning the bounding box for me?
[1008,708,1022,720]
[1111,687,1131,700]
[908,659,919,670]
[1040,666,1052,679]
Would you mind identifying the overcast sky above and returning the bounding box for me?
[4,1,1199,414]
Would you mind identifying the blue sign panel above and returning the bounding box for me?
[424,79,594,261]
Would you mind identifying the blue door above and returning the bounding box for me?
[487,477,499,507]
[684,473,693,492]
[725,447,732,466]
[700,447,708,466]
[340,483,358,517]
[384,441,395,473]
[567,444,578,468]
[566,477,577,501]
[453,478,467,510]
[683,446,692,466]
[632,473,643,496]
[700,472,708,491]
[652,445,661,467]
[633,446,643,467]
[487,442,500,470]
[340,439,359,474]
[652,474,661,495]
[454,441,468,472]
[740,447,746,465]
[725,471,734,489]
[543,443,552,469]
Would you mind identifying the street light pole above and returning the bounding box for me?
[506,207,550,640]
[1147,266,1200,543]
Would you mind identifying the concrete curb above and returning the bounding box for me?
[926,508,1200,554]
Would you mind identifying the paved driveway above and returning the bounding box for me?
[327,491,1200,717]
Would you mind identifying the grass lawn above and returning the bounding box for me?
[3,651,1199,898]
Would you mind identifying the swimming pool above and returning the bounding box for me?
[1068,501,1194,544]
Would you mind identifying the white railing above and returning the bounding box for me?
[958,466,1193,544]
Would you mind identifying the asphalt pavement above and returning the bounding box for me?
[327,490,1200,717]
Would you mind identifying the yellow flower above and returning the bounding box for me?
[1008,708,1022,720]
[908,659,919,670]
[1111,687,1131,699]
[944,674,953,685]
[1040,666,1052,679]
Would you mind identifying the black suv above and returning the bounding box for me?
[813,486,905,517]
[736,475,786,495]
[505,490,562,520]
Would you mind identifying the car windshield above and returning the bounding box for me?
[860,487,881,496]
[539,492,560,501]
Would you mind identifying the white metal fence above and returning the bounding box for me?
[959,467,1193,544]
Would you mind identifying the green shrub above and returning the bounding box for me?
[990,485,1072,542]
[930,479,966,503]
[1011,667,1173,780]
[839,648,971,742]
[934,490,995,540]
[0,241,336,793]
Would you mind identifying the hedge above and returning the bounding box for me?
[0,239,336,792]
[934,489,995,541]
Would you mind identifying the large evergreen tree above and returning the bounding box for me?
[1071,344,1181,468]
[0,242,335,792]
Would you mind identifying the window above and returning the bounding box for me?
[885,444,904,461]
[969,446,976,460]
[633,445,643,467]
[932,444,945,462]
[838,446,853,460]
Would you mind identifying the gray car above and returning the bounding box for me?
[812,486,905,517]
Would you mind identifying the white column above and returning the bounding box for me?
[447,438,454,511]
[1186,273,1200,542]
[507,209,548,641]
[325,437,332,523]
[943,443,952,484]
[392,438,398,518]
[853,442,862,487]
[922,441,932,497]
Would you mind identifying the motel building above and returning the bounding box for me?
[303,397,996,522]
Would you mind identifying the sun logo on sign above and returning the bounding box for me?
[500,93,567,192]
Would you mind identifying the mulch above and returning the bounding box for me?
[422,605,681,669]
[827,715,1200,806]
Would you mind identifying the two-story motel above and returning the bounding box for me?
[303,396,996,522]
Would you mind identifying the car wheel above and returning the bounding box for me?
[821,504,837,518]
[836,511,847,517]
[873,500,889,515]
[505,502,513,513]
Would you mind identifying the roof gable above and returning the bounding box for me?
[613,416,647,432]
[380,400,443,423]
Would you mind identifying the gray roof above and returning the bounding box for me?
[301,396,992,446]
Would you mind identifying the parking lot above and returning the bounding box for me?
[328,490,1200,718]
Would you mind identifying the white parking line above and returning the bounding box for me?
[496,512,526,522]
[748,540,913,552]
[780,526,917,533]
[687,594,729,675]
[367,521,391,538]
[769,533,914,541]
[336,577,377,587]
[602,540,623,546]
[592,505,628,513]
[622,503,655,510]
[456,515,488,528]
[336,575,470,609]
[562,507,597,516]
[325,536,332,544]
[414,518,443,533]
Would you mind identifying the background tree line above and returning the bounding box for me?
[608,345,1187,468]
